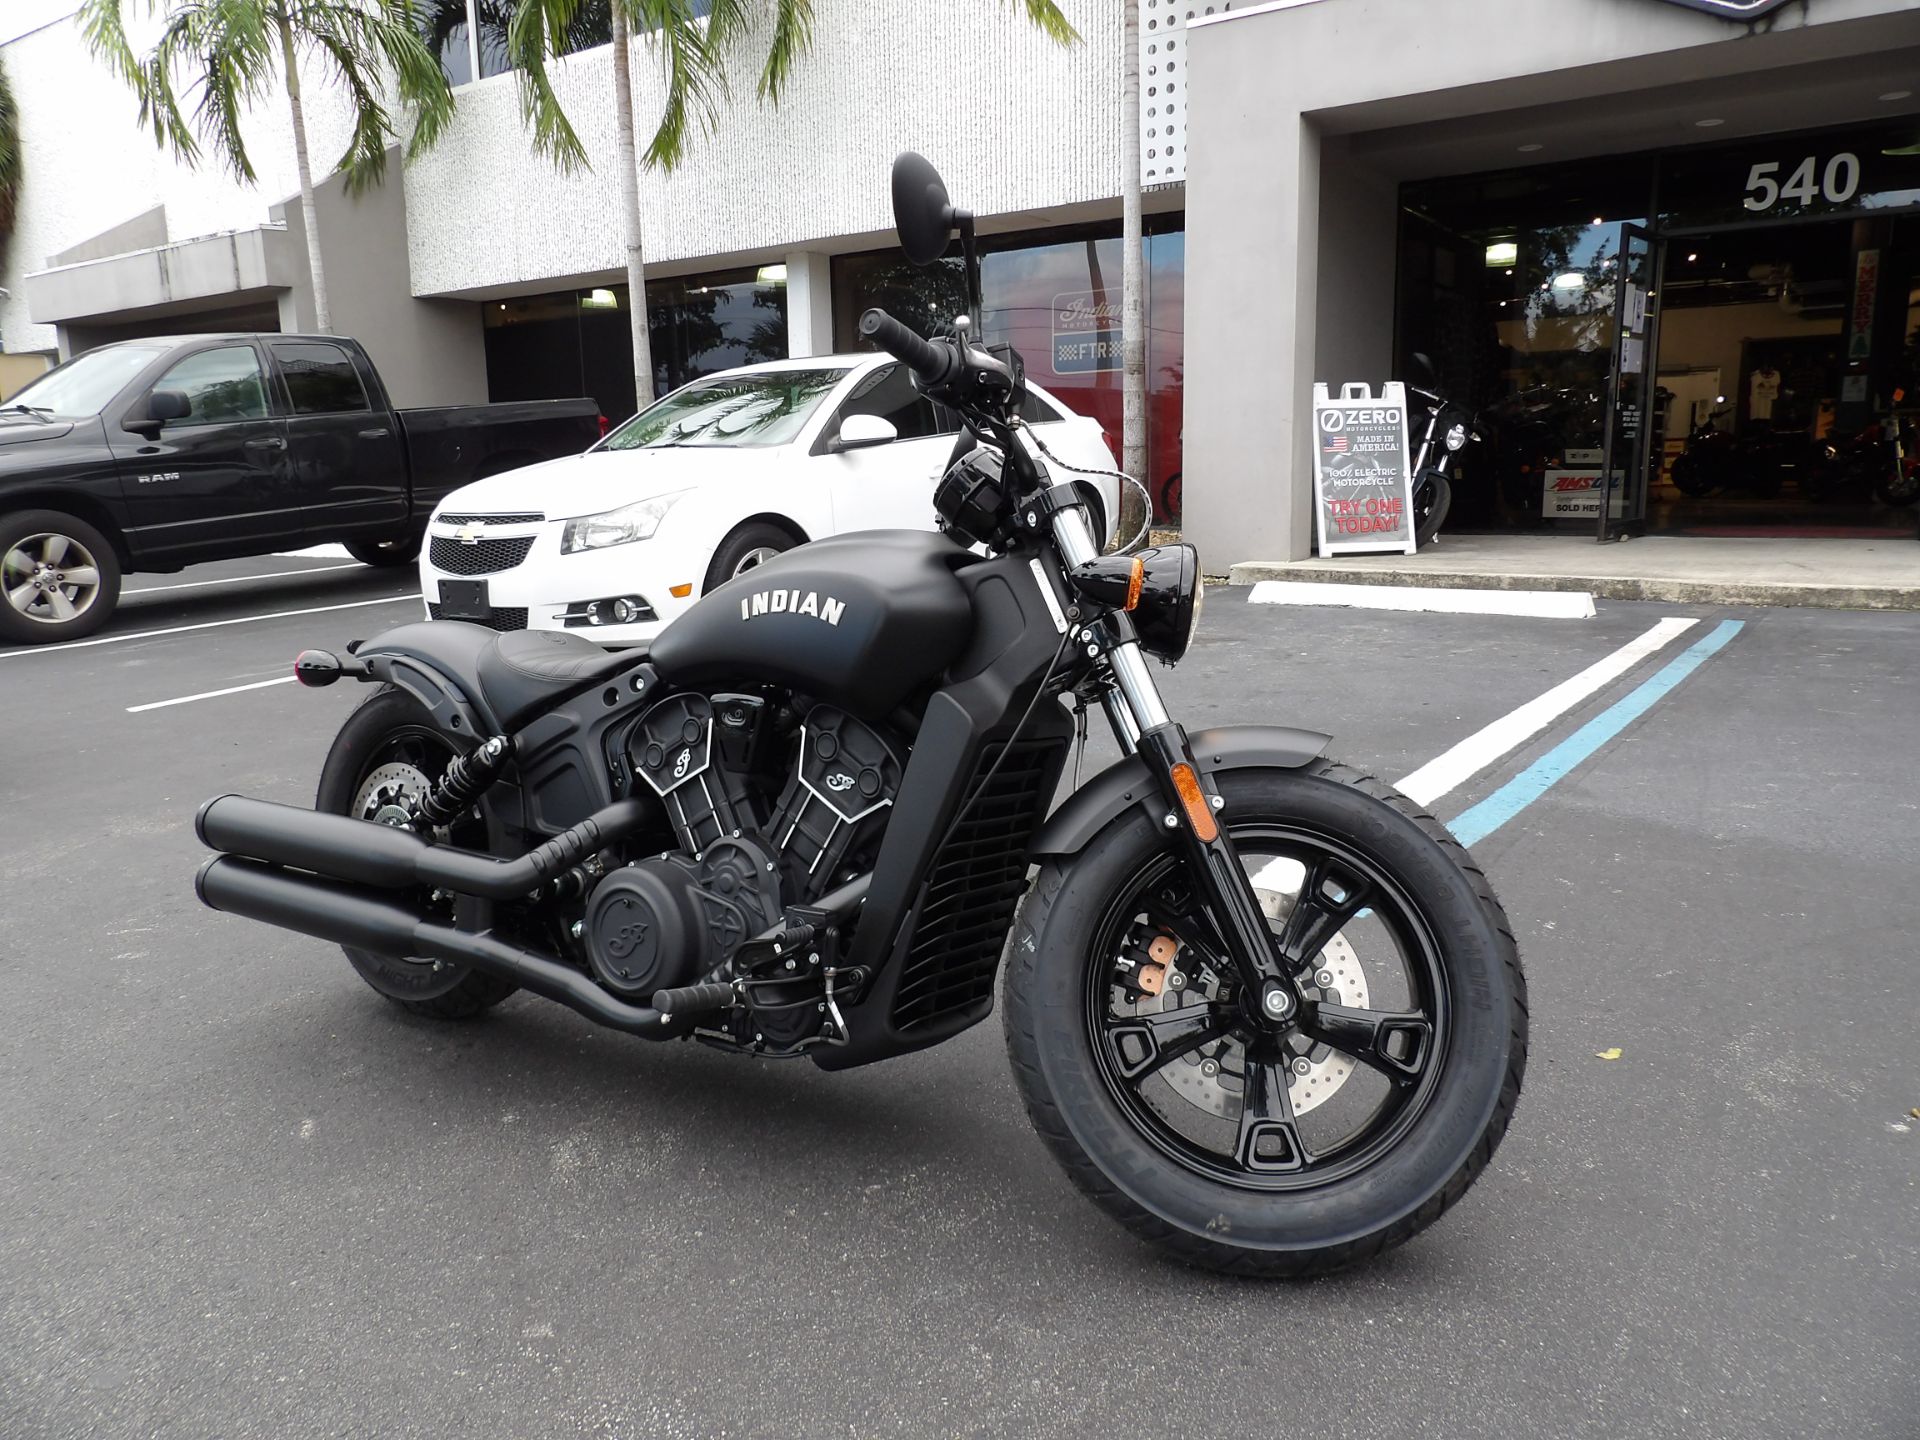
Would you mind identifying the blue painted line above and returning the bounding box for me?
[1446,619,1745,848]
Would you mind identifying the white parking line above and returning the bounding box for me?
[0,592,422,660]
[1250,580,1596,619]
[1393,616,1700,807]
[126,676,298,713]
[125,563,361,596]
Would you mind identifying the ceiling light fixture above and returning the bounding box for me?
[1484,241,1519,267]
[1517,142,1544,153]
[1879,90,1913,102]
[1687,252,1698,262]
[1695,117,1725,128]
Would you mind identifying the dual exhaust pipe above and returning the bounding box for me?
[194,794,680,1036]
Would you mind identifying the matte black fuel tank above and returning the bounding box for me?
[650,530,973,720]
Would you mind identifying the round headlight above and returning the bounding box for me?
[1444,421,1468,452]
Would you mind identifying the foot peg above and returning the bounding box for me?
[651,980,736,1019]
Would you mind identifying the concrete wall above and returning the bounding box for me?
[1183,0,1920,567]
[274,159,487,408]
[399,0,1133,298]
[0,7,360,356]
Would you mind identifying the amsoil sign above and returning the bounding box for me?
[1543,468,1608,519]
[1310,382,1415,556]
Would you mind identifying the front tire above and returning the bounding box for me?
[703,522,796,594]
[314,688,519,1019]
[1003,761,1527,1277]
[1413,472,1452,547]
[0,510,122,645]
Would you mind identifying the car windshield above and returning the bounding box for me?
[4,344,169,419]
[601,368,848,450]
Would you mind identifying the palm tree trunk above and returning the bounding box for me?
[1119,0,1148,540]
[276,7,331,334]
[611,5,655,409]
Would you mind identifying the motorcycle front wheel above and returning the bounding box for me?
[1004,761,1526,1276]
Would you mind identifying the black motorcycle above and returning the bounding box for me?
[1405,353,1483,545]
[1669,411,1819,499]
[192,154,1527,1277]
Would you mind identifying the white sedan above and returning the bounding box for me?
[419,354,1118,646]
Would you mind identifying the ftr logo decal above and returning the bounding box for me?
[1649,0,1796,16]
[739,589,845,626]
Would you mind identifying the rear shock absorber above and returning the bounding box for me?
[417,735,512,829]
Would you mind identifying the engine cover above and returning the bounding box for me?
[582,839,784,1000]
[583,862,709,999]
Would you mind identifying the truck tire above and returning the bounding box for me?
[346,534,422,567]
[0,510,122,645]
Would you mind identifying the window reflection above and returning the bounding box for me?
[483,269,790,428]
[413,0,472,86]
[831,221,1188,520]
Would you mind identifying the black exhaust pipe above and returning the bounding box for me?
[196,855,680,1038]
[195,794,652,901]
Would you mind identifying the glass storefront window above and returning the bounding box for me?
[484,268,789,427]
[831,219,1187,520]
[1398,157,1655,528]
[421,0,710,84]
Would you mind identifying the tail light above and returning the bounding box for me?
[597,414,611,438]
[1100,427,1119,461]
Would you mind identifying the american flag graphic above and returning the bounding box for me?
[1326,436,1349,452]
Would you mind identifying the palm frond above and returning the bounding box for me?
[1012,0,1079,45]
[507,0,591,171]
[755,0,814,104]
[294,0,457,164]
[633,0,726,170]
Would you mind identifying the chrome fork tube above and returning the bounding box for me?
[1049,504,1171,737]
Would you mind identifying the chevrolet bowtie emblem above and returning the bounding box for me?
[456,526,483,544]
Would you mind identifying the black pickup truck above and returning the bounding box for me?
[0,333,600,644]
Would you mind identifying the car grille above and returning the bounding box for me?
[429,535,534,576]
[437,512,545,525]
[426,602,528,632]
[891,738,1066,1032]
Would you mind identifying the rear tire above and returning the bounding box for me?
[1003,761,1527,1277]
[346,534,422,567]
[0,509,122,645]
[314,688,519,1019]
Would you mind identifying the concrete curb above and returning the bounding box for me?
[1225,562,1919,611]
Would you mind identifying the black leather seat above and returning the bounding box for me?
[476,628,642,731]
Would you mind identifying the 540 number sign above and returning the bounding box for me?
[1743,152,1861,213]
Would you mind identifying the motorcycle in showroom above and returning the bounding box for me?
[1405,353,1484,545]
[192,154,1527,1277]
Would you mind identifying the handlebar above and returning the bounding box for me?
[859,308,959,387]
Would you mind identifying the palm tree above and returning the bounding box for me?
[508,0,1078,409]
[1118,0,1148,538]
[0,53,20,286]
[82,0,457,334]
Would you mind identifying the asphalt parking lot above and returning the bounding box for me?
[3,555,1915,1439]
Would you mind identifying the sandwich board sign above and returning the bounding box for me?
[1311,381,1416,556]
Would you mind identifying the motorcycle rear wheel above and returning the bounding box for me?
[314,688,520,1019]
[1003,761,1526,1276]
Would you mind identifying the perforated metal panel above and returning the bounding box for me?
[1142,1,1245,190]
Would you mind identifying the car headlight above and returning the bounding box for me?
[1444,421,1468,452]
[1063,543,1203,663]
[559,493,687,555]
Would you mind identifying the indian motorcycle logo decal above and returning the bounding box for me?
[739,589,846,626]
[1650,0,1795,16]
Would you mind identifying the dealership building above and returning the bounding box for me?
[3,0,1918,567]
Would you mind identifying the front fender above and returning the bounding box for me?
[1031,724,1331,858]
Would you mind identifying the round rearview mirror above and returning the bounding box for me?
[892,151,960,268]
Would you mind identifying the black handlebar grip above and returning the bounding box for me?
[859,307,955,385]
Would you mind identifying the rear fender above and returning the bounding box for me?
[346,621,498,738]
[1031,724,1331,858]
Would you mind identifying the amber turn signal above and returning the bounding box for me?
[1125,556,1146,611]
[1169,762,1218,842]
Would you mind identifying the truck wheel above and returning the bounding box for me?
[346,535,422,567]
[0,510,122,645]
